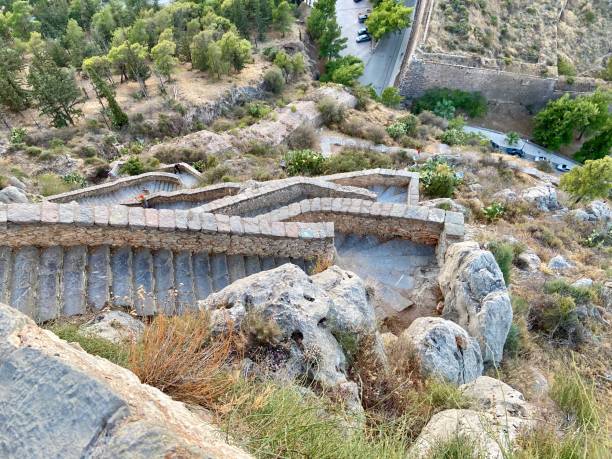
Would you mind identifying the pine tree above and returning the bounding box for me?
[28,51,83,127]
[272,1,293,37]
[152,37,178,91]
[0,39,29,112]
[64,19,86,68]
[207,42,228,79]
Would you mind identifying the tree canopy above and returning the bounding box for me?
[559,157,612,201]
[366,0,413,41]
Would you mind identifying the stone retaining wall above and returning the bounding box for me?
[256,198,464,246]
[0,203,334,260]
[136,183,243,208]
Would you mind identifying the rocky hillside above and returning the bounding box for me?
[425,0,612,76]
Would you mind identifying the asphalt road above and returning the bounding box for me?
[336,0,417,94]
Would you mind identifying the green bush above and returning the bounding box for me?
[427,434,479,459]
[10,127,27,145]
[412,88,487,118]
[387,115,418,140]
[544,279,596,305]
[201,165,233,184]
[420,158,461,198]
[120,156,158,176]
[246,101,272,119]
[483,202,505,222]
[535,295,584,345]
[488,241,514,285]
[62,172,87,189]
[386,122,407,140]
[324,148,392,174]
[317,96,346,126]
[433,99,455,119]
[285,149,326,176]
[25,146,42,157]
[380,87,403,107]
[557,56,577,77]
[263,67,285,94]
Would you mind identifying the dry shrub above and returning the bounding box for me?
[309,256,332,274]
[129,311,242,409]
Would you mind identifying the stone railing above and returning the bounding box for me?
[46,172,182,204]
[256,197,464,246]
[0,203,334,259]
[132,183,243,209]
[199,178,377,217]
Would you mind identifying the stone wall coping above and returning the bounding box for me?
[0,202,334,244]
[320,168,420,183]
[199,177,377,213]
[124,183,243,206]
[45,172,183,203]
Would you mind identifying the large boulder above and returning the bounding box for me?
[548,255,572,271]
[401,317,483,385]
[0,186,28,204]
[515,250,541,272]
[80,310,145,344]
[0,303,250,459]
[410,377,535,459]
[520,184,559,211]
[198,264,380,398]
[438,242,512,365]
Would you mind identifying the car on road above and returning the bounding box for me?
[556,163,571,172]
[534,155,547,162]
[358,27,368,36]
[358,13,369,23]
[353,0,363,2]
[356,33,371,43]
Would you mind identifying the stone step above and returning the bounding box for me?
[87,245,111,310]
[153,249,175,314]
[37,246,63,322]
[111,247,133,308]
[133,248,156,316]
[244,256,262,276]
[0,247,12,305]
[260,256,276,271]
[192,252,213,300]
[210,254,229,292]
[174,251,196,314]
[227,255,246,283]
[62,246,87,316]
[10,246,39,317]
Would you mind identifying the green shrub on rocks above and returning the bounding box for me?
[285,149,326,176]
[419,158,461,198]
[317,96,346,126]
[324,148,392,174]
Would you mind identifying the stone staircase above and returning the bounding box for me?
[0,245,310,322]
[334,232,437,315]
[367,185,409,203]
[75,180,180,206]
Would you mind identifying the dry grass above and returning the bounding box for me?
[128,311,242,409]
[310,256,333,275]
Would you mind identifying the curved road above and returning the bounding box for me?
[338,0,417,94]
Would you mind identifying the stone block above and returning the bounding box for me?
[93,206,109,226]
[76,206,95,226]
[174,210,188,231]
[144,209,158,229]
[445,211,464,225]
[128,207,146,229]
[215,214,230,233]
[7,204,40,224]
[59,204,77,224]
[41,202,59,224]
[158,209,175,231]
[271,222,286,237]
[109,205,128,227]
[428,208,446,224]
[186,210,201,231]
[229,216,244,235]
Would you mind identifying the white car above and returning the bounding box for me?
[556,163,570,172]
[534,155,547,162]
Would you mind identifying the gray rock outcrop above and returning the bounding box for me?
[198,264,380,399]
[401,317,483,385]
[515,250,541,272]
[520,184,559,211]
[80,310,145,344]
[438,241,513,365]
[410,377,535,459]
[548,255,572,271]
[0,186,28,204]
[0,303,251,459]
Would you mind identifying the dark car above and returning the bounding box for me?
[357,27,368,35]
[356,33,371,43]
[358,13,369,23]
[353,0,363,2]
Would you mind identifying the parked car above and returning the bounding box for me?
[356,33,371,43]
[534,155,547,162]
[353,0,363,3]
[357,27,368,36]
[556,163,570,172]
[358,13,369,23]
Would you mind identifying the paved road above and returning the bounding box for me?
[344,0,417,94]
[464,126,579,171]
[337,0,375,63]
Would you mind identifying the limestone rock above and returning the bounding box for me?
[460,376,535,419]
[520,184,559,211]
[0,303,251,459]
[0,186,28,204]
[420,198,469,216]
[409,408,533,459]
[602,281,612,311]
[438,241,512,365]
[548,255,572,271]
[571,278,593,289]
[8,176,27,190]
[515,251,541,272]
[411,377,535,458]
[198,264,379,393]
[314,85,358,109]
[401,317,483,385]
[584,200,611,223]
[80,310,145,344]
[492,189,519,203]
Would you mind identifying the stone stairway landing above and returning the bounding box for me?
[0,245,311,322]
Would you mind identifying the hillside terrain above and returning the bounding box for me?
[0,1,610,458]
[425,0,612,77]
